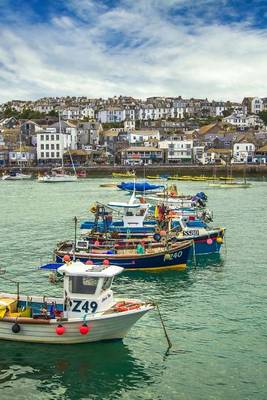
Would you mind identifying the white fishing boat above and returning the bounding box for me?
[0,260,153,344]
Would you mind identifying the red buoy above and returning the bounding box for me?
[79,324,89,335]
[85,260,93,265]
[207,238,213,245]
[56,324,65,335]
[63,255,71,263]
[103,259,110,266]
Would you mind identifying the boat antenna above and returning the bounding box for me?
[73,216,77,260]
[58,110,64,171]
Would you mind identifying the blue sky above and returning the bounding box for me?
[0,0,267,102]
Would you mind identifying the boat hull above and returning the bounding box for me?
[0,307,151,344]
[177,229,224,255]
[55,241,192,271]
[38,175,77,183]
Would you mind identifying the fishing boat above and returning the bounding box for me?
[0,260,154,344]
[81,196,157,234]
[99,183,117,188]
[54,240,193,271]
[173,217,225,255]
[112,171,136,178]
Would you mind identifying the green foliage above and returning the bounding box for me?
[259,111,267,125]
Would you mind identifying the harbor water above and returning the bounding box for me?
[0,178,266,400]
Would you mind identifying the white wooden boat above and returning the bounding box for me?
[0,260,153,344]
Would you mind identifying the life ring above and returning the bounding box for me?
[153,233,161,242]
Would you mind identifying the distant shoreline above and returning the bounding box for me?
[1,164,267,177]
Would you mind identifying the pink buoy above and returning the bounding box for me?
[85,260,93,265]
[103,259,110,266]
[207,238,213,245]
[63,255,71,263]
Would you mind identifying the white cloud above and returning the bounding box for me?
[0,0,267,102]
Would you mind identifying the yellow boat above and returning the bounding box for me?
[112,172,136,178]
[146,175,161,179]
[219,176,235,181]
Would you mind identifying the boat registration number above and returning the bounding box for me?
[183,230,199,236]
[71,300,98,313]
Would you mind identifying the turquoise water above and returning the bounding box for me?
[0,179,266,400]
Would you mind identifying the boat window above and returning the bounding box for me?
[69,276,98,295]
[102,277,113,291]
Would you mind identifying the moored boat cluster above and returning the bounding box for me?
[0,180,225,345]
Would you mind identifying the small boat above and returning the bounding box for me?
[146,175,161,180]
[112,172,136,178]
[2,171,32,180]
[117,182,164,193]
[0,260,153,344]
[209,182,251,188]
[38,171,78,183]
[99,183,117,188]
[55,240,193,271]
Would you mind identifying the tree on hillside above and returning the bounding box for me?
[259,111,267,126]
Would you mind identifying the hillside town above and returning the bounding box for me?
[0,95,267,168]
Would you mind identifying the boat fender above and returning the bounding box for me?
[116,306,128,312]
[216,237,223,244]
[56,324,65,335]
[207,238,213,245]
[90,205,97,213]
[153,233,161,242]
[12,323,20,334]
[79,323,89,335]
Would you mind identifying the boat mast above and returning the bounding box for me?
[58,110,64,170]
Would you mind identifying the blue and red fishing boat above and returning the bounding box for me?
[54,240,193,271]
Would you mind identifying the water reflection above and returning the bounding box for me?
[0,340,151,400]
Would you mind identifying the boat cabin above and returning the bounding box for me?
[58,261,123,318]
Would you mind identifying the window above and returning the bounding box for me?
[41,152,44,158]
[69,276,98,294]
[56,152,60,158]
[51,144,55,150]
[46,135,49,140]
[51,152,55,157]
[41,144,44,150]
[102,277,113,291]
[56,135,59,140]
[46,144,49,150]
[40,135,44,141]
[46,152,49,157]
[56,144,60,150]
[51,135,54,140]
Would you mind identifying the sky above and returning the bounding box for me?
[0,0,267,103]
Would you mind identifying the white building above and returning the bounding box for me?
[36,128,77,164]
[251,97,263,114]
[159,139,193,163]
[232,141,255,163]
[124,119,135,131]
[9,147,36,166]
[223,113,263,128]
[137,106,182,121]
[81,106,95,120]
[33,104,55,113]
[62,107,81,120]
[127,130,160,144]
[97,108,126,123]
